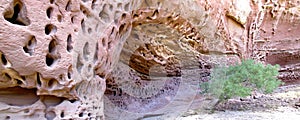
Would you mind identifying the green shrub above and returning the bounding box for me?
[200,59,283,102]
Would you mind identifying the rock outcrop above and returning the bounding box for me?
[0,0,105,119]
[0,0,299,120]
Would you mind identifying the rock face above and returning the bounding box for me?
[0,0,299,120]
[252,0,300,84]
[0,0,105,119]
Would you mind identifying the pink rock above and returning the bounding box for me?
[0,0,299,119]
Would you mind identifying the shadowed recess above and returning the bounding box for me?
[0,87,39,106]
[3,0,31,26]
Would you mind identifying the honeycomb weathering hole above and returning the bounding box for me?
[87,64,92,72]
[76,55,83,73]
[81,19,86,33]
[50,0,54,4]
[23,36,37,56]
[60,111,64,118]
[91,0,96,9]
[48,39,57,53]
[93,42,98,63]
[83,42,90,60]
[3,0,31,26]
[45,24,57,35]
[46,7,53,19]
[119,24,125,33]
[1,53,8,66]
[101,38,106,47]
[57,15,62,22]
[48,79,55,88]
[67,34,73,52]
[88,28,92,34]
[99,4,110,23]
[36,73,41,87]
[4,73,12,80]
[67,65,72,79]
[65,0,71,11]
[71,16,75,23]
[46,54,56,67]
[16,79,23,85]
[45,39,59,67]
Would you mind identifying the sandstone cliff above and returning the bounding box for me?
[0,0,299,119]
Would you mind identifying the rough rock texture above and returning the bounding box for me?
[0,0,299,120]
[251,0,300,84]
[0,0,105,119]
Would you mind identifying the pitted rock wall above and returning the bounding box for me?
[0,0,106,119]
[251,0,300,84]
[0,0,299,120]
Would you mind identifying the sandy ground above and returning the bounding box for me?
[177,84,300,120]
[178,107,300,120]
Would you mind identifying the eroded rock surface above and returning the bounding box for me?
[0,0,105,119]
[0,0,299,120]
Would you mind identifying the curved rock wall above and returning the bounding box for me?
[0,0,299,119]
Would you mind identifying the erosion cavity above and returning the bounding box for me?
[105,23,186,113]
[0,87,38,106]
[0,87,66,107]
